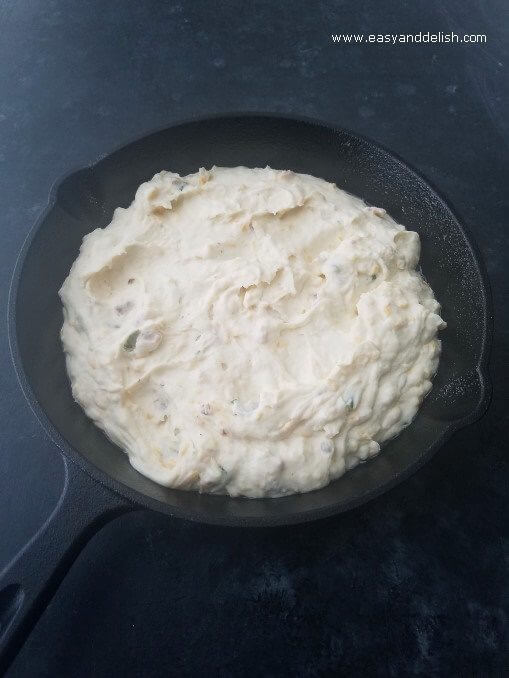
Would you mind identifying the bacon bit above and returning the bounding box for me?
[198,169,210,185]
[152,205,170,216]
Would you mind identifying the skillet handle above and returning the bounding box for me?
[0,456,135,674]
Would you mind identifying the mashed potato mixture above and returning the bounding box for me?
[60,166,445,497]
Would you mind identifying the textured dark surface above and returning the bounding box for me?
[0,0,507,676]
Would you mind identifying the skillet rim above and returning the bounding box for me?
[7,112,493,527]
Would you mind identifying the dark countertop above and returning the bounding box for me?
[0,1,507,675]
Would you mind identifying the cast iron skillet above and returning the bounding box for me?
[1,114,492,670]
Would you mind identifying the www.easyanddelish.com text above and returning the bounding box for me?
[331,32,487,45]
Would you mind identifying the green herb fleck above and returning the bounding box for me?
[343,395,355,410]
[173,179,188,191]
[115,301,134,315]
[321,440,334,454]
[123,330,140,352]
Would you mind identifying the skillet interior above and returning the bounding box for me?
[10,115,491,525]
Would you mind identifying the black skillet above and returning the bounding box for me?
[1,114,492,671]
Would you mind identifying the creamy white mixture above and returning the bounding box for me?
[60,166,445,497]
